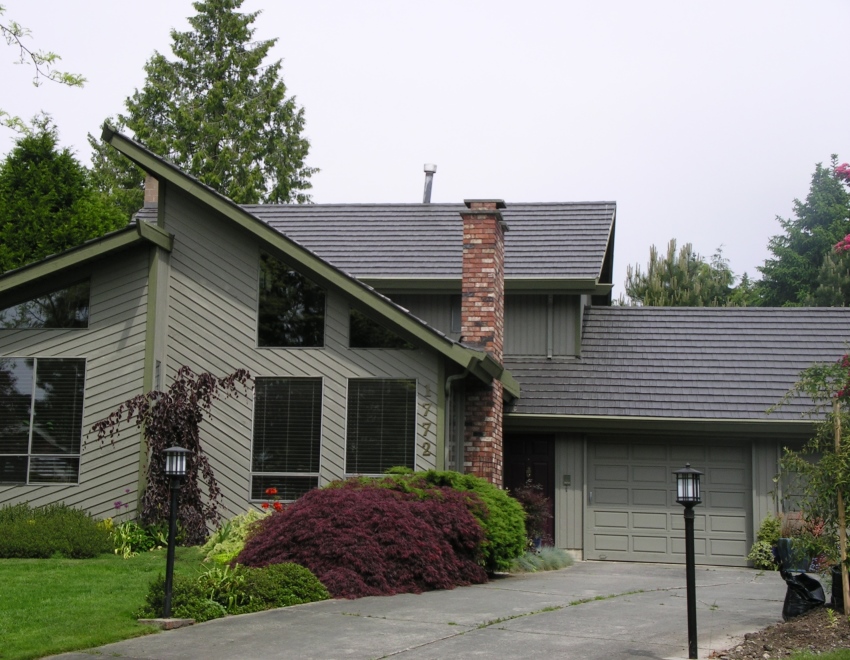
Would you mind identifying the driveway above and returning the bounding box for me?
[50,561,787,660]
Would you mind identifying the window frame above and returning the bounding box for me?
[345,378,418,477]
[0,356,86,486]
[249,376,324,502]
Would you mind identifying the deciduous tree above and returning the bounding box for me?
[90,0,317,219]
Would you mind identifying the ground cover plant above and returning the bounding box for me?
[509,546,573,573]
[237,479,488,598]
[0,546,205,660]
[0,502,112,558]
[201,508,267,564]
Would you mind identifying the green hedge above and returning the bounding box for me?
[0,502,112,558]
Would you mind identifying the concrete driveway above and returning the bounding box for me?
[50,561,787,660]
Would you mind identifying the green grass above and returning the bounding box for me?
[0,546,206,660]
[791,652,850,660]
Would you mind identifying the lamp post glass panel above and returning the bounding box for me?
[674,463,703,660]
[163,446,191,618]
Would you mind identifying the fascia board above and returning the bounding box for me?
[504,412,817,438]
[0,223,172,295]
[357,277,606,295]
[103,127,495,382]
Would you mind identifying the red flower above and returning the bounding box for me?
[273,501,283,511]
[261,502,270,509]
[265,487,278,495]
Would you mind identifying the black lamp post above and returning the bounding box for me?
[163,446,191,618]
[674,463,703,660]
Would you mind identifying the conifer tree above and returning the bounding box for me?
[90,0,316,218]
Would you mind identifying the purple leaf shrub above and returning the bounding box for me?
[236,481,488,598]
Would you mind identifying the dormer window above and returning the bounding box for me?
[257,252,325,347]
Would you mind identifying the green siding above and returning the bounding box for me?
[0,249,150,519]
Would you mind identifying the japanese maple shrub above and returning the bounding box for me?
[236,480,488,598]
[91,366,251,545]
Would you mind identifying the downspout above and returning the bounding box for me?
[444,369,469,472]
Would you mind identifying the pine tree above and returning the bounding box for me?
[90,0,317,218]
[807,235,850,307]
[0,123,125,273]
[623,240,738,306]
[756,157,850,306]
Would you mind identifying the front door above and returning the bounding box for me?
[504,435,555,543]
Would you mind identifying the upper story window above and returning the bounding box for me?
[257,252,325,347]
[346,379,416,475]
[349,309,413,349]
[0,357,85,484]
[0,281,90,329]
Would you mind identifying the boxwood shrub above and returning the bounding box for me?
[0,502,112,558]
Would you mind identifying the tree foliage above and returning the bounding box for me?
[622,239,749,306]
[0,123,126,273]
[91,366,252,545]
[757,157,850,306]
[0,5,85,133]
[90,0,317,219]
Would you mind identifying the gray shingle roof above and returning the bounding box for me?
[241,202,616,281]
[506,307,850,421]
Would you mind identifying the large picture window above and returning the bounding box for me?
[257,252,325,347]
[251,378,322,501]
[346,379,416,475]
[0,281,90,329]
[0,357,85,484]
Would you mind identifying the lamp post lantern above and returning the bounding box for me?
[163,446,191,618]
[674,463,703,660]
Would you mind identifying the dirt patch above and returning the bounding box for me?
[712,607,850,659]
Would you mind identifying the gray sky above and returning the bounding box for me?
[4,0,849,297]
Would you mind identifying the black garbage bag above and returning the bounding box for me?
[781,570,825,621]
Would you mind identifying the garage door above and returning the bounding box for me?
[585,440,752,567]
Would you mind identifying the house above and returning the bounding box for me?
[1,127,849,567]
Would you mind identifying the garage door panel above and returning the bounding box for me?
[633,466,667,482]
[594,511,628,528]
[709,491,747,509]
[709,515,747,534]
[633,489,668,506]
[595,465,628,481]
[595,488,629,504]
[633,512,667,530]
[632,444,667,460]
[710,468,746,485]
[633,536,667,553]
[587,440,751,566]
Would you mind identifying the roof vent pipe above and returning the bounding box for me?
[423,164,437,203]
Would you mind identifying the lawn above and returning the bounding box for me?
[0,546,206,660]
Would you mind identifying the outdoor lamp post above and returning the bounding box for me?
[163,446,191,618]
[674,463,703,660]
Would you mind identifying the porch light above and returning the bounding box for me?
[674,463,702,506]
[673,463,703,659]
[163,446,191,619]
[164,446,191,477]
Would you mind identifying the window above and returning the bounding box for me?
[0,281,90,329]
[349,308,414,349]
[346,379,416,474]
[257,252,325,347]
[0,357,85,484]
[251,378,322,500]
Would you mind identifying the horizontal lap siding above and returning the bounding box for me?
[163,190,441,519]
[0,250,150,518]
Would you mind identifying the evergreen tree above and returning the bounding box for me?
[0,123,126,273]
[90,0,316,218]
[806,234,850,307]
[756,157,850,306]
[623,239,740,306]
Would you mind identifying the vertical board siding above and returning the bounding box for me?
[751,440,780,537]
[553,296,579,357]
[505,295,547,356]
[391,295,455,339]
[555,434,584,551]
[162,189,442,519]
[0,250,150,518]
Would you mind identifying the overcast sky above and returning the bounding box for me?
[4,0,849,296]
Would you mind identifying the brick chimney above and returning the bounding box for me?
[144,174,159,206]
[460,199,507,486]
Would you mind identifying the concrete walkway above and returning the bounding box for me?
[49,562,787,660]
